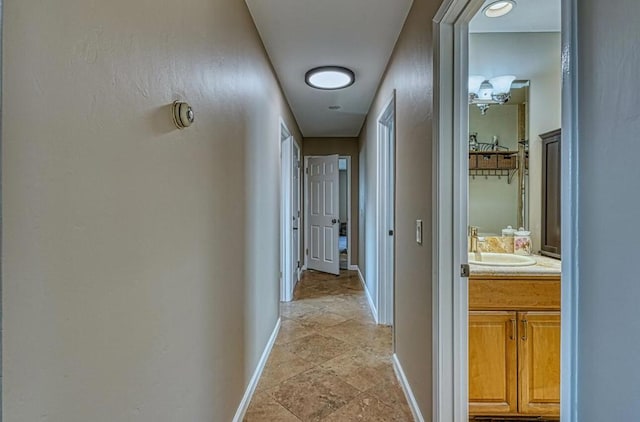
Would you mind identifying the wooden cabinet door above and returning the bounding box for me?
[469,311,518,415]
[541,129,561,258]
[518,311,561,415]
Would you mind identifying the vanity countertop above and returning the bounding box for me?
[470,254,561,276]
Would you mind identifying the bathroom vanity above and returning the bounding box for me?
[468,256,561,420]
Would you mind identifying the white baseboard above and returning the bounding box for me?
[232,318,281,422]
[356,266,378,323]
[392,354,425,422]
[348,264,358,271]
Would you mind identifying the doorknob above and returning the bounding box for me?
[332,219,338,224]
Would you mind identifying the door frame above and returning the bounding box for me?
[280,118,299,302]
[338,156,353,270]
[0,0,4,409]
[292,140,302,281]
[432,1,579,421]
[376,93,396,326]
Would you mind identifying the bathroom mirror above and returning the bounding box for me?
[469,82,529,235]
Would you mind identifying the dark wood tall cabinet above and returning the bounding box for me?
[541,129,561,258]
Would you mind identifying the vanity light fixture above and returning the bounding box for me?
[468,75,516,115]
[483,0,516,18]
[305,66,355,90]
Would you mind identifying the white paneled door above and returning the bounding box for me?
[307,155,340,275]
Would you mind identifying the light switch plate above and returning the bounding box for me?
[416,219,423,244]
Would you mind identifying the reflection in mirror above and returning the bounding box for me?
[468,81,529,235]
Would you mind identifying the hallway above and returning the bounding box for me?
[244,270,413,421]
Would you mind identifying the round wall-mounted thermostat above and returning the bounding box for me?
[172,101,195,129]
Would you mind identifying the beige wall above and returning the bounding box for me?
[358,0,443,415]
[303,138,359,267]
[2,0,301,420]
[469,32,561,252]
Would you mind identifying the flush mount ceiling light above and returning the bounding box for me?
[305,66,355,90]
[483,0,516,17]
[468,74,516,115]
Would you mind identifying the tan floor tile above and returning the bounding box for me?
[321,393,412,421]
[244,392,301,422]
[271,367,361,421]
[246,269,410,421]
[282,333,354,365]
[319,349,389,391]
[277,319,317,345]
[297,310,350,330]
[364,369,413,419]
[321,320,393,357]
[254,346,316,390]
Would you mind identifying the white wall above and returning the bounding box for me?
[576,0,640,419]
[469,32,561,251]
[2,0,301,420]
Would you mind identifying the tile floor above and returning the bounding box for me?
[244,270,414,421]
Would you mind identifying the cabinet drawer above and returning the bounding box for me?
[469,277,561,311]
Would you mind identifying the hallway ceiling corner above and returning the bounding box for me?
[245,0,413,138]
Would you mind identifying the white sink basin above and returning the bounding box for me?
[468,252,536,267]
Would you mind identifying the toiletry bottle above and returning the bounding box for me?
[514,227,532,256]
[501,225,516,253]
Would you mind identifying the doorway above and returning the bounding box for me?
[280,119,301,302]
[432,0,578,421]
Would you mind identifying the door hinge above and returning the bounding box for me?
[306,248,309,255]
[305,167,309,174]
[297,260,300,269]
[388,229,394,236]
[460,264,470,278]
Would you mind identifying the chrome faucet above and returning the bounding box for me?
[470,226,479,252]
[469,226,485,259]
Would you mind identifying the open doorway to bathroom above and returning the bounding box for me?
[432,0,575,420]
[466,1,563,421]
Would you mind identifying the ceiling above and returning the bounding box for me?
[245,0,559,138]
[245,0,413,138]
[470,0,561,33]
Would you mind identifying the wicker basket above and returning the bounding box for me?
[469,154,477,169]
[477,153,498,169]
[497,154,517,169]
